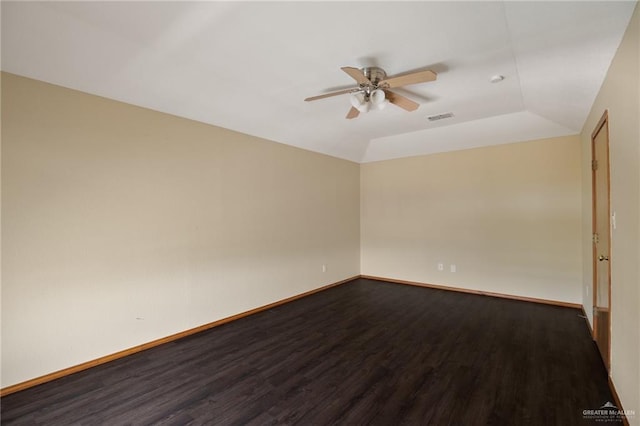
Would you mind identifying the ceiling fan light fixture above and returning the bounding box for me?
[350,92,364,107]
[370,89,386,105]
[350,92,369,112]
[373,99,389,110]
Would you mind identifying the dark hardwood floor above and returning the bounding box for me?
[1,278,619,425]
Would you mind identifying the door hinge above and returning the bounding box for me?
[593,233,599,244]
[592,160,598,171]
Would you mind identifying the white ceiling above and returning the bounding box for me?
[1,1,636,163]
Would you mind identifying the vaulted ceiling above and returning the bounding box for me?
[1,1,636,163]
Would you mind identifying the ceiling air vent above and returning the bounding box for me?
[427,112,454,122]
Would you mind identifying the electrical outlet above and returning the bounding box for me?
[450,264,456,273]
[322,264,327,273]
[437,263,444,271]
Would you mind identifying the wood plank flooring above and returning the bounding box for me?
[1,278,619,425]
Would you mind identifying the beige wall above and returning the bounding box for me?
[1,73,360,388]
[361,136,583,304]
[580,3,639,422]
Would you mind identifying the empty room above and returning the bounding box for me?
[1,1,639,425]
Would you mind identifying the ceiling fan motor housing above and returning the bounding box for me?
[362,67,387,88]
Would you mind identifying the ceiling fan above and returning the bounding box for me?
[304,66,437,119]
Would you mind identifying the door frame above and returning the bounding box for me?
[591,109,612,371]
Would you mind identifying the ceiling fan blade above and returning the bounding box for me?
[380,70,437,88]
[341,67,371,85]
[346,106,360,119]
[384,90,419,112]
[304,88,354,102]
